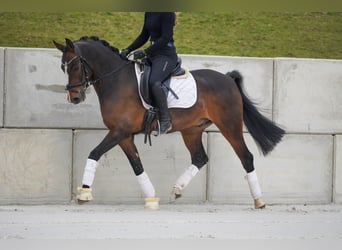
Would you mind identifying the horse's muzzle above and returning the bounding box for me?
[67,89,86,104]
[71,96,83,104]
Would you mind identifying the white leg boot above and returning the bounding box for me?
[246,170,266,209]
[172,164,199,201]
[136,172,159,210]
[77,159,98,201]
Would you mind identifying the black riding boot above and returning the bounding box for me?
[152,83,172,134]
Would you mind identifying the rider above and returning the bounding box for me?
[120,12,178,134]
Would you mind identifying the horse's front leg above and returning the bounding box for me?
[77,130,125,203]
[119,136,159,210]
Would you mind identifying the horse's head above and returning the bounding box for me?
[53,38,93,104]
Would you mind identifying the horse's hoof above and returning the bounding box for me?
[144,197,160,210]
[77,199,89,205]
[170,187,182,202]
[175,193,182,199]
[76,187,93,202]
[254,198,266,209]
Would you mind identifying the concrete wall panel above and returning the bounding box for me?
[207,133,333,205]
[274,58,342,133]
[73,131,207,204]
[0,129,72,204]
[4,48,104,128]
[0,48,4,127]
[335,135,342,203]
[181,55,274,131]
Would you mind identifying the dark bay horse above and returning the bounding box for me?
[53,36,285,209]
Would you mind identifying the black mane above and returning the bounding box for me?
[78,36,120,54]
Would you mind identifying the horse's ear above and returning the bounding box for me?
[65,38,75,52]
[53,40,66,52]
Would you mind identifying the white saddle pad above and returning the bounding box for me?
[135,64,197,110]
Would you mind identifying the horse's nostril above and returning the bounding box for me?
[71,97,81,104]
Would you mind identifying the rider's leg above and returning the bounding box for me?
[151,82,172,134]
[149,55,177,134]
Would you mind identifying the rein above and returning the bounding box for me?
[92,60,132,84]
[63,51,132,91]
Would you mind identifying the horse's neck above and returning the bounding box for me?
[93,61,135,99]
[92,54,122,77]
[78,42,121,77]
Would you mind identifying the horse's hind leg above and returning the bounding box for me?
[171,129,208,201]
[216,120,266,209]
[119,136,159,210]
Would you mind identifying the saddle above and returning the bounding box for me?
[139,57,186,106]
[139,57,187,145]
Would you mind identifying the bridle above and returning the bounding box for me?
[62,47,132,94]
[62,55,92,92]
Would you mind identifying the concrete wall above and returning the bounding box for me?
[0,129,72,204]
[336,135,342,203]
[0,48,4,127]
[4,48,103,128]
[274,58,342,133]
[0,47,341,205]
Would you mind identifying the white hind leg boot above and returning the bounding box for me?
[245,170,266,209]
[172,164,199,200]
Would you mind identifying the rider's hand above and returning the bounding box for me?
[120,49,129,59]
[133,50,147,60]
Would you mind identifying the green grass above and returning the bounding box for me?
[0,12,341,59]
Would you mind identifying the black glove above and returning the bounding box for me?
[133,50,147,60]
[120,49,129,59]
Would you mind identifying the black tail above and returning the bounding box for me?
[227,70,285,155]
